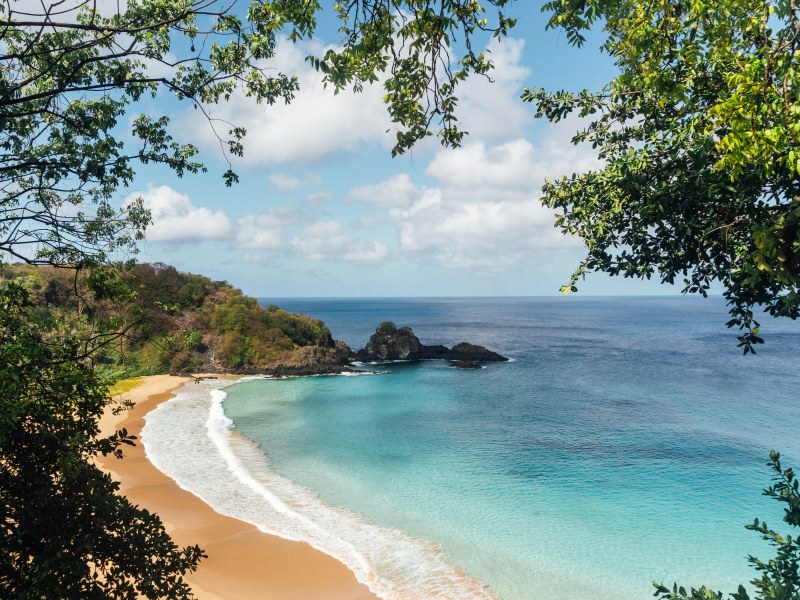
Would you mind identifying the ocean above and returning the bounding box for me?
[141,296,800,600]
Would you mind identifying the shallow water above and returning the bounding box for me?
[147,297,800,599]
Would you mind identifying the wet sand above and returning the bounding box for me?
[97,375,377,600]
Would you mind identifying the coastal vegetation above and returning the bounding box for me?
[0,258,354,594]
[0,281,204,597]
[1,262,347,377]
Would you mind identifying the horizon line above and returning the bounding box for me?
[255,293,722,300]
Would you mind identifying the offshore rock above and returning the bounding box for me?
[452,360,483,369]
[447,342,507,362]
[356,322,423,360]
[353,322,508,363]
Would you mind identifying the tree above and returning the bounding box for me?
[0,281,205,597]
[526,0,800,352]
[653,452,800,600]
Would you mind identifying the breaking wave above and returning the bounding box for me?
[141,378,495,600]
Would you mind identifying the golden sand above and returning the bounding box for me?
[97,375,377,600]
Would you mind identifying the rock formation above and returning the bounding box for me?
[452,360,483,369]
[267,340,353,376]
[353,322,508,363]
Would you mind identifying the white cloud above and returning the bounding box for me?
[351,215,385,230]
[179,38,392,165]
[131,35,599,276]
[392,194,574,269]
[391,188,444,252]
[177,35,538,165]
[425,138,542,191]
[455,38,533,143]
[124,185,231,243]
[9,0,126,19]
[346,173,417,208]
[269,173,322,191]
[234,207,388,263]
[303,191,332,207]
[133,113,597,272]
[289,221,347,259]
[344,241,389,263]
[121,186,391,264]
[133,52,180,81]
[235,205,309,249]
[290,220,388,263]
[384,118,600,269]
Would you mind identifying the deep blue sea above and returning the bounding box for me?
[143,297,800,600]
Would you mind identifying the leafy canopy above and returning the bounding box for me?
[527,0,800,352]
[0,281,205,597]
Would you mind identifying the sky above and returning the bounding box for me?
[120,3,678,299]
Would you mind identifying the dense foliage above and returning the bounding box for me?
[528,0,800,352]
[0,281,204,597]
[2,262,336,376]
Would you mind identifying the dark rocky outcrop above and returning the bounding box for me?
[353,322,508,363]
[264,340,353,377]
[356,322,423,360]
[452,360,483,369]
[447,342,507,362]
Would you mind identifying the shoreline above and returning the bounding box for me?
[97,374,377,600]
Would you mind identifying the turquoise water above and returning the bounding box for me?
[219,297,800,599]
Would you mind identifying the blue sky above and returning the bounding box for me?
[122,4,678,298]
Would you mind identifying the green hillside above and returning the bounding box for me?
[1,263,350,378]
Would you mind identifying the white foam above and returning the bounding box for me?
[269,370,386,379]
[339,370,388,376]
[141,379,496,600]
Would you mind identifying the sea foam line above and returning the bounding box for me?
[141,378,496,600]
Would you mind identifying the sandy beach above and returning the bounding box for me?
[97,375,377,600]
